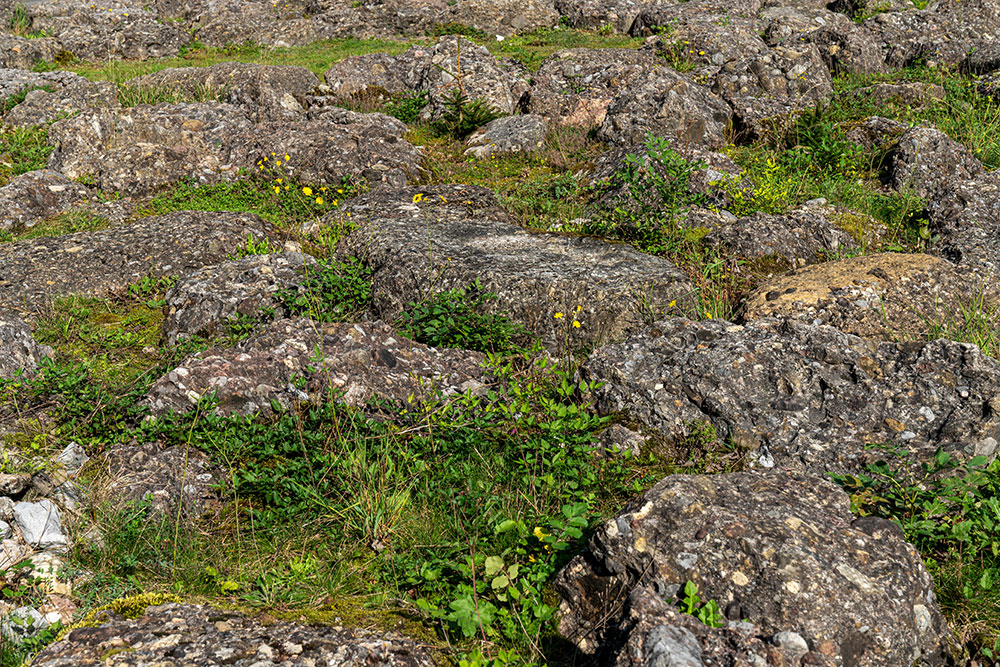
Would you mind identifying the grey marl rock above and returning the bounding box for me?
[335,185,696,352]
[36,10,192,61]
[527,48,658,127]
[0,34,65,70]
[464,114,547,158]
[0,68,87,108]
[554,0,659,31]
[163,251,317,346]
[556,470,956,666]
[760,5,886,76]
[147,318,490,418]
[927,172,1000,282]
[581,317,1000,474]
[13,499,66,550]
[0,311,51,378]
[32,602,437,666]
[0,170,89,232]
[0,211,280,316]
[125,62,320,122]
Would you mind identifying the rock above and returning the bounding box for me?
[54,442,88,474]
[0,68,89,109]
[556,470,955,665]
[0,210,279,316]
[581,317,1000,474]
[843,115,910,151]
[0,170,90,232]
[598,66,732,148]
[147,318,491,418]
[47,102,424,195]
[464,113,547,158]
[12,499,67,550]
[702,202,858,266]
[527,48,657,127]
[0,311,52,378]
[35,9,192,61]
[32,602,437,666]
[595,423,647,457]
[4,79,118,128]
[837,82,946,110]
[2,606,49,643]
[91,442,222,517]
[760,5,886,76]
[0,473,29,498]
[323,36,529,120]
[744,253,999,341]
[0,34,65,70]
[554,0,658,31]
[335,185,695,351]
[927,172,1000,281]
[0,497,13,522]
[125,62,320,122]
[886,126,984,199]
[162,251,317,346]
[0,522,10,540]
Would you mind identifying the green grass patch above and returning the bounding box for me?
[0,126,54,186]
[0,209,111,243]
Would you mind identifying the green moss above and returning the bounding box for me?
[271,599,440,645]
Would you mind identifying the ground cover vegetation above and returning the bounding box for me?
[3,22,1000,666]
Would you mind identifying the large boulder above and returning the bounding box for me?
[34,10,192,61]
[760,5,886,76]
[46,102,424,195]
[125,62,320,122]
[744,252,999,340]
[0,211,280,315]
[162,251,316,346]
[0,311,52,379]
[0,170,89,232]
[4,79,118,128]
[146,318,490,417]
[598,66,732,148]
[31,602,436,666]
[0,68,88,109]
[886,126,984,199]
[527,48,658,127]
[464,113,547,158]
[334,185,696,352]
[927,172,1000,281]
[581,317,1000,473]
[553,0,659,31]
[556,470,956,666]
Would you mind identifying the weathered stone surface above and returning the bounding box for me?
[0,311,52,378]
[0,68,87,108]
[927,172,1000,281]
[702,202,858,266]
[760,5,886,76]
[0,170,89,232]
[0,211,279,315]
[556,470,955,666]
[837,82,946,110]
[12,500,66,550]
[554,0,658,31]
[147,318,490,417]
[163,251,316,346]
[5,79,118,127]
[598,66,732,148]
[91,442,222,517]
[47,102,424,194]
[0,35,65,70]
[582,317,1000,473]
[335,185,695,351]
[843,114,909,151]
[126,62,320,122]
[744,252,998,340]
[464,113,547,158]
[324,36,529,120]
[886,126,984,199]
[32,602,436,666]
[527,48,657,127]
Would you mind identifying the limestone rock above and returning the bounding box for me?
[0,311,52,377]
[146,318,490,417]
[556,470,955,666]
[582,317,1000,474]
[5,79,118,127]
[0,170,89,232]
[32,602,436,666]
[886,126,984,199]
[162,251,317,346]
[12,500,66,550]
[464,114,547,158]
[0,211,280,315]
[744,253,999,340]
[335,185,696,351]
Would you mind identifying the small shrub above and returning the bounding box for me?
[434,89,503,140]
[396,282,529,353]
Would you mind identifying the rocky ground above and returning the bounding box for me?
[0,0,994,665]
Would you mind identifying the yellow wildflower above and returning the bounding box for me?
[284,154,290,161]
[669,300,676,308]
[273,186,280,194]
[705,312,713,319]
[276,178,282,184]
[315,197,323,205]
[533,526,549,539]
[412,193,424,203]
[572,320,581,328]
[302,186,313,196]
[554,312,564,319]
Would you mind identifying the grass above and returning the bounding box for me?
[0,126,54,186]
[0,210,111,244]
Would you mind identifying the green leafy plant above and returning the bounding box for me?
[396,282,529,353]
[277,256,372,323]
[435,88,503,140]
[677,581,724,627]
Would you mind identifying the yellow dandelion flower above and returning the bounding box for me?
[554,312,564,319]
[284,185,289,190]
[346,212,351,217]
[315,197,323,205]
[533,526,549,539]
[273,186,280,194]
[412,193,424,203]
[271,152,276,156]
[302,186,313,196]
[572,320,581,328]
[575,304,582,312]
[332,199,338,206]
[274,159,281,166]
[337,188,343,194]
[705,312,713,319]
[284,154,290,161]
[276,178,282,184]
